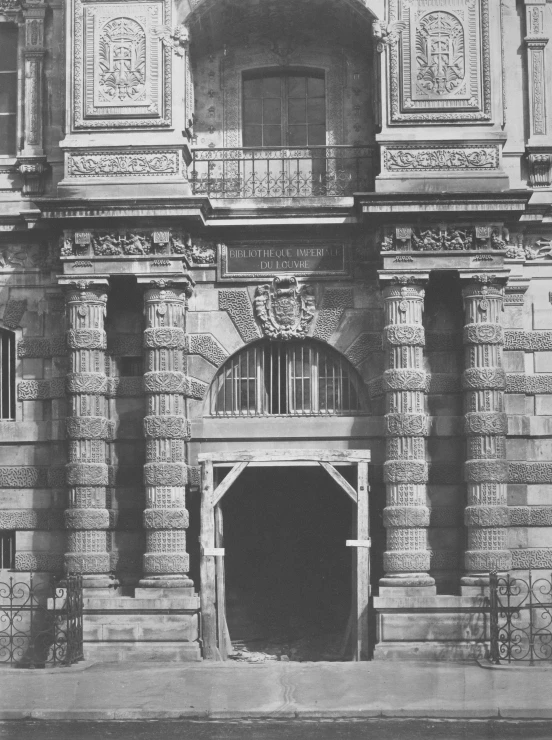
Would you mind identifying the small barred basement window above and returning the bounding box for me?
[209,340,366,417]
[0,328,15,420]
[0,531,15,569]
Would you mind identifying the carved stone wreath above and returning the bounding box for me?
[254,276,315,340]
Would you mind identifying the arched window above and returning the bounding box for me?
[209,340,366,417]
[0,328,15,420]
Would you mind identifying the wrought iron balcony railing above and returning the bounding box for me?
[190,145,375,198]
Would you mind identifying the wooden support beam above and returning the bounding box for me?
[213,462,248,506]
[215,505,231,660]
[355,461,370,661]
[319,462,358,503]
[200,459,222,661]
[199,450,371,464]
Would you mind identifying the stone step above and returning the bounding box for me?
[84,641,202,662]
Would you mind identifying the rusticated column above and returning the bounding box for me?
[380,273,434,588]
[461,274,511,585]
[64,280,114,588]
[139,278,195,590]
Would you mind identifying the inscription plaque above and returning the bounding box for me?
[220,242,349,280]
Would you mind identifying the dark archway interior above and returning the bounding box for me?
[220,466,355,661]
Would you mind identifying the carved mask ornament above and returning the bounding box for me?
[254,276,315,340]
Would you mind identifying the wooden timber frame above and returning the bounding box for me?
[198,449,371,661]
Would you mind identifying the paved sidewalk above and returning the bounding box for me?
[0,660,551,720]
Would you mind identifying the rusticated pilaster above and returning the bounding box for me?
[64,280,114,587]
[461,274,511,584]
[139,278,195,589]
[380,273,434,588]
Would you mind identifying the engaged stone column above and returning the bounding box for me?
[462,274,511,585]
[380,274,434,588]
[139,278,194,590]
[64,280,114,588]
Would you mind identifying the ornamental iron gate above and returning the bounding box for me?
[0,574,84,667]
[490,571,552,664]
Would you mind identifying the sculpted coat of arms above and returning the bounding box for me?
[254,276,315,340]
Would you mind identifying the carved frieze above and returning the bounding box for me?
[67,151,181,178]
[380,225,507,253]
[254,276,315,340]
[383,145,500,172]
[73,0,172,129]
[388,0,491,124]
[61,230,216,265]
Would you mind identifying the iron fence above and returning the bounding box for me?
[190,145,375,198]
[490,571,552,664]
[0,573,83,667]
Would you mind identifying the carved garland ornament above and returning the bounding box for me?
[254,276,315,340]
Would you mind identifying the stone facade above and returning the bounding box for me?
[0,0,552,663]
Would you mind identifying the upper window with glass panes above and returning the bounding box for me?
[0,24,18,156]
[242,70,326,148]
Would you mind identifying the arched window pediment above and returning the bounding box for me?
[208,339,367,417]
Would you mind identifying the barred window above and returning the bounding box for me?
[0,530,15,569]
[0,328,15,419]
[0,24,18,156]
[209,340,366,416]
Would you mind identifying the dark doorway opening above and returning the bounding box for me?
[220,466,354,661]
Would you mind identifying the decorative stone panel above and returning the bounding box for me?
[387,0,492,124]
[218,289,261,343]
[344,333,383,368]
[2,300,26,329]
[72,0,172,129]
[14,553,64,573]
[187,333,229,367]
[313,288,354,341]
[17,336,66,358]
[0,510,63,530]
[504,331,552,351]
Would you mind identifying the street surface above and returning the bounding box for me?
[3,720,552,740]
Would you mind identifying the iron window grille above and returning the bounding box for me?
[0,328,15,420]
[209,340,367,417]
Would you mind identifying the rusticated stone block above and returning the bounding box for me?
[15,553,64,572]
[66,417,110,440]
[143,463,188,487]
[511,548,552,568]
[18,379,50,401]
[313,288,354,341]
[463,323,503,345]
[464,460,509,483]
[143,552,190,574]
[66,463,109,486]
[143,327,186,349]
[464,550,512,571]
[463,368,506,390]
[188,377,208,400]
[464,412,508,435]
[0,467,48,488]
[66,329,106,350]
[143,508,189,529]
[505,330,552,351]
[509,506,552,526]
[143,371,187,394]
[385,325,425,347]
[384,460,428,484]
[64,509,110,530]
[219,289,261,343]
[187,333,228,367]
[65,553,111,574]
[383,369,427,391]
[0,510,63,530]
[18,336,66,358]
[509,462,552,483]
[143,416,191,440]
[383,506,430,527]
[383,551,431,572]
[345,333,383,367]
[188,466,201,488]
[385,413,428,437]
[464,505,509,527]
[3,299,27,329]
[66,373,108,395]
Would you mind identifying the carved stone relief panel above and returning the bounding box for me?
[388,0,491,124]
[73,0,172,129]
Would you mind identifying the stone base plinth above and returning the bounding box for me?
[83,594,201,662]
[373,593,490,662]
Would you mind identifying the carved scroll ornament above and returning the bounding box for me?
[254,276,315,340]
